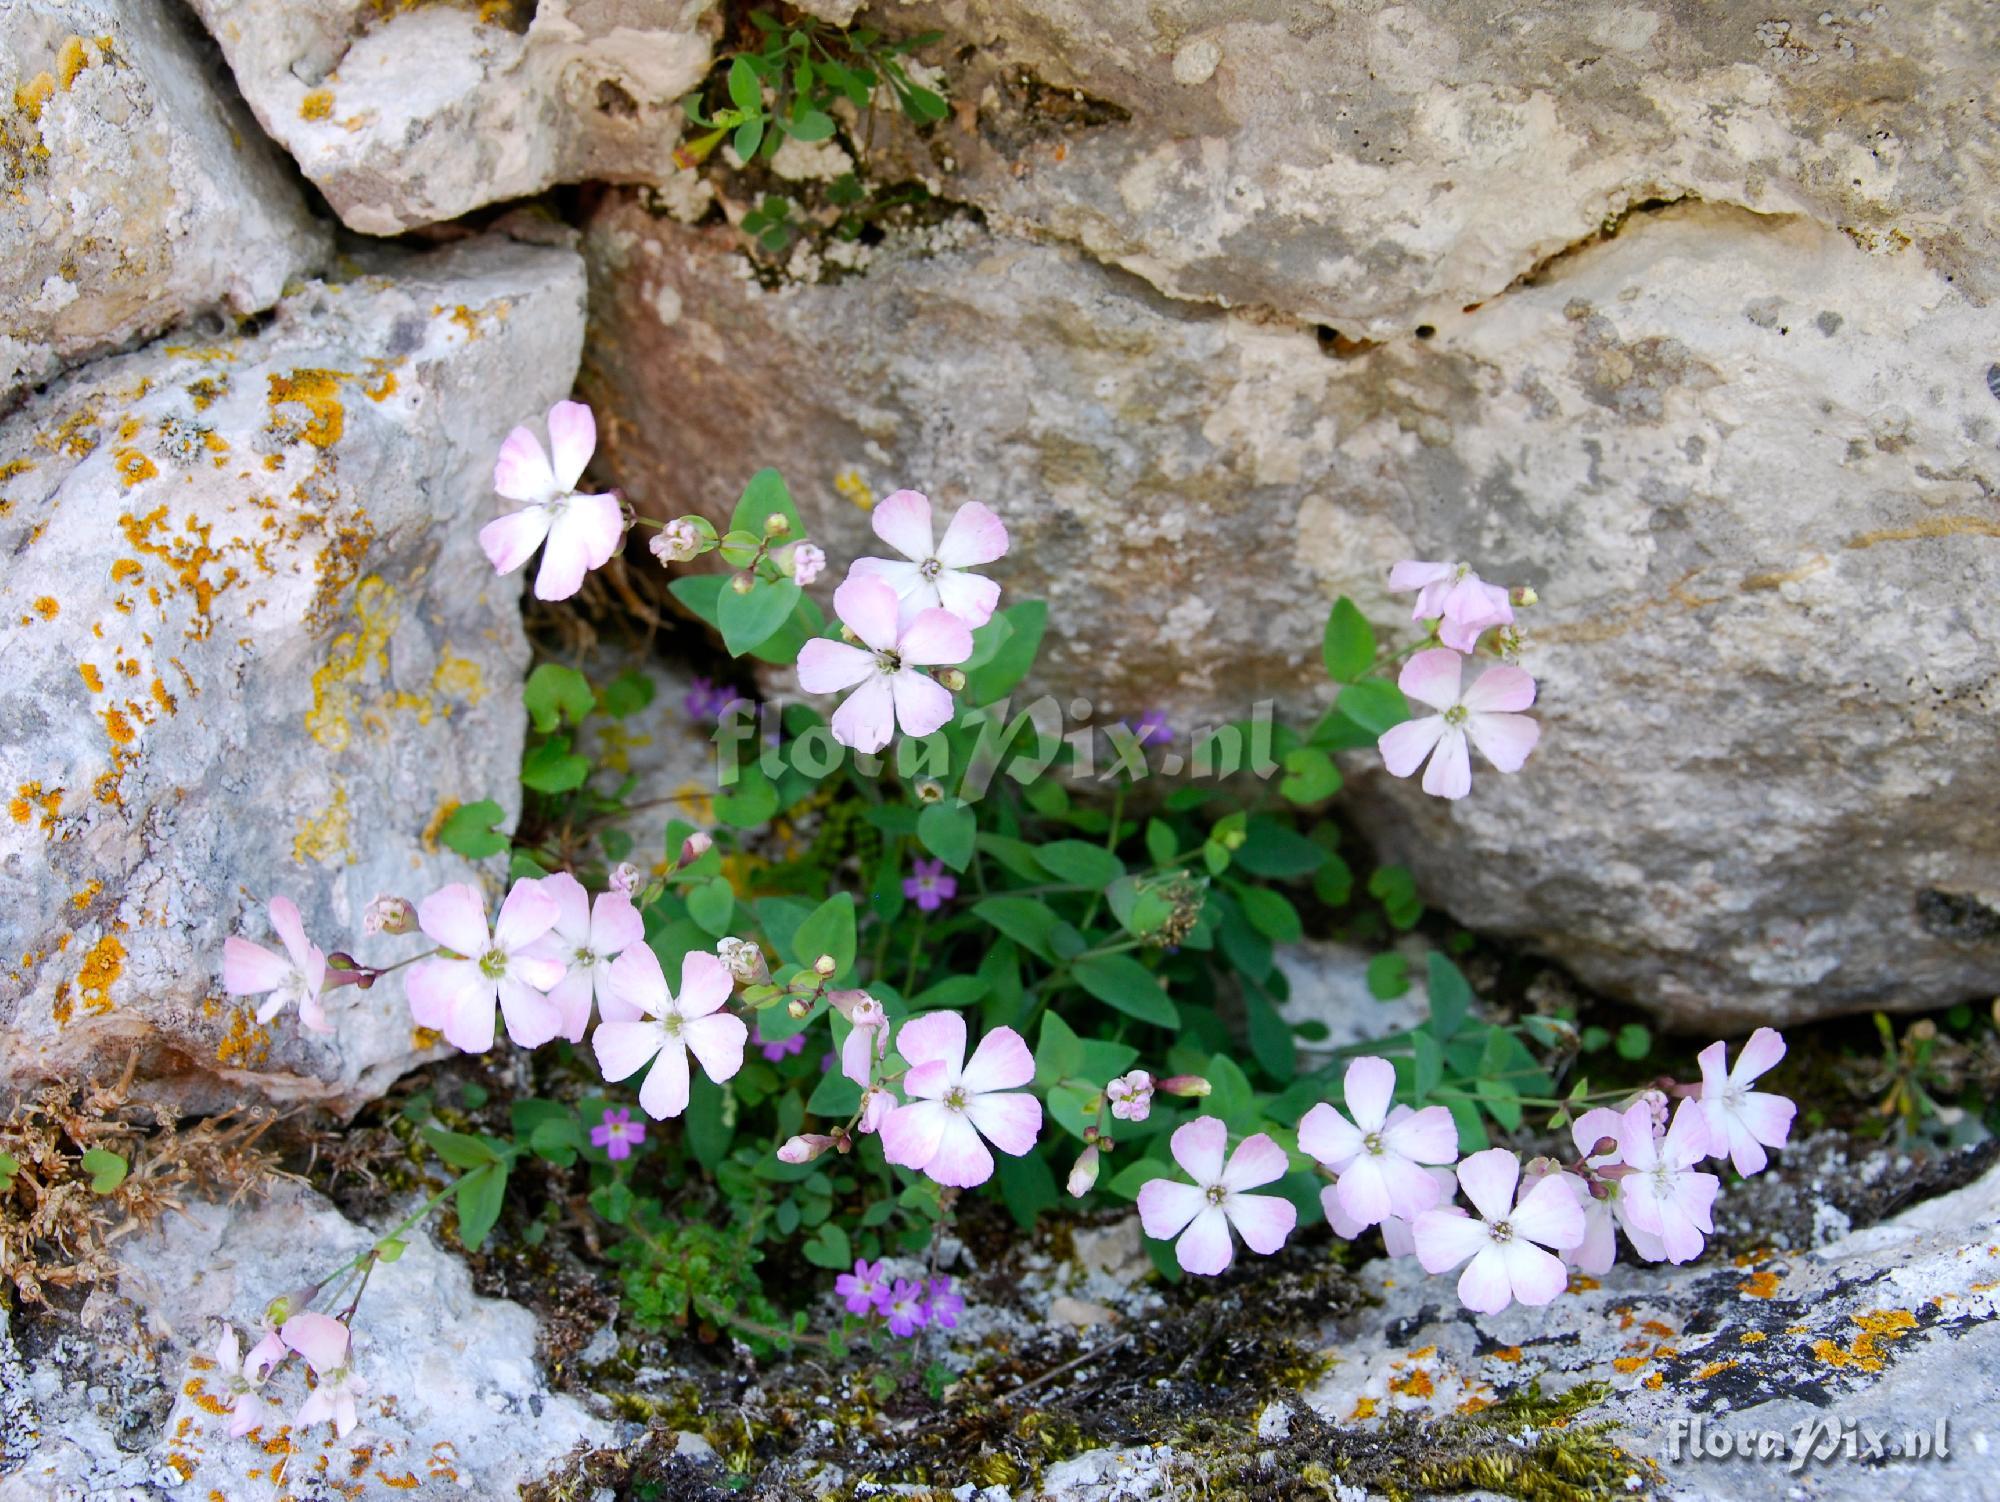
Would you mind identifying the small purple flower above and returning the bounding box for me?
[920,1276,964,1330]
[1123,709,1173,747]
[682,676,745,723]
[590,1107,646,1161]
[834,1258,891,1317]
[756,1021,806,1063]
[903,858,958,913]
[884,1278,929,1337]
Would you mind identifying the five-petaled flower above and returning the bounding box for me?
[1299,1055,1458,1229]
[880,1013,1041,1188]
[1696,1027,1795,1177]
[1105,1070,1154,1123]
[903,858,957,912]
[1388,559,1515,653]
[849,488,1009,627]
[479,401,625,602]
[213,1325,278,1439]
[835,1258,891,1316]
[223,894,330,1034]
[883,1277,928,1337]
[797,576,972,753]
[1378,648,1540,800]
[592,947,747,1120]
[1614,1098,1719,1264]
[405,882,565,1053]
[1412,1148,1584,1313]
[921,1276,963,1330]
[535,872,644,1043]
[1136,1116,1297,1276]
[282,1312,368,1439]
[591,1106,647,1161]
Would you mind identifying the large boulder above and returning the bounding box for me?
[186,0,714,234]
[1,0,328,402]
[576,0,2000,1029]
[0,234,587,1113]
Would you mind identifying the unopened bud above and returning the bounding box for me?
[777,1133,836,1164]
[1220,828,1246,851]
[1511,585,1538,607]
[937,668,965,692]
[327,951,359,971]
[731,572,754,595]
[1066,1146,1100,1197]
[763,512,791,538]
[1083,1124,1100,1145]
[787,997,810,1020]
[1911,1018,1938,1042]
[678,830,714,867]
[1157,1074,1211,1098]
[1590,1136,1618,1160]
[914,778,944,804]
[363,895,416,936]
[813,953,837,977]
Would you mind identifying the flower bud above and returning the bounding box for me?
[787,997,810,1020]
[813,953,837,978]
[678,830,714,867]
[937,668,966,692]
[608,862,642,896]
[1511,585,1539,608]
[777,1133,836,1164]
[763,512,792,538]
[1157,1074,1211,1098]
[1066,1146,1100,1198]
[363,895,416,936]
[327,951,359,971]
[651,516,710,565]
[731,572,755,595]
[914,778,944,804]
[716,936,768,985]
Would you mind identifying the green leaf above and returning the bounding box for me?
[1279,745,1342,805]
[971,896,1059,962]
[1236,886,1302,945]
[1425,953,1474,1040]
[802,1220,852,1270]
[521,735,590,794]
[715,763,780,827]
[423,1126,498,1170]
[718,577,802,656]
[791,892,857,977]
[1448,1096,1490,1154]
[1105,1155,1173,1200]
[1244,986,1296,1082]
[1034,840,1125,888]
[528,1119,581,1167]
[1145,819,1178,868]
[438,799,508,860]
[80,1147,127,1194]
[727,55,764,114]
[901,83,949,123]
[1035,1010,1085,1088]
[961,611,1015,673]
[1335,679,1411,735]
[915,799,976,872]
[807,1068,861,1115]
[912,974,988,1010]
[1233,817,1326,878]
[1411,1030,1444,1102]
[454,1160,507,1250]
[975,833,1045,881]
[523,663,594,733]
[1071,953,1176,1027]
[687,876,736,937]
[599,668,656,719]
[728,468,801,539]
[996,1150,1059,1229]
[669,573,724,628]
[1476,1076,1524,1131]
[733,116,765,163]
[1206,1053,1253,1123]
[1366,952,1410,999]
[1321,596,1376,681]
[963,601,1045,702]
[0,1151,16,1192]
[1614,1023,1653,1061]
[685,1075,734,1170]
[589,1180,634,1224]
[788,108,836,142]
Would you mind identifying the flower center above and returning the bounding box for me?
[1490,1219,1514,1243]
[1443,704,1469,726]
[1205,1183,1229,1206]
[1362,1131,1384,1156]
[574,946,598,968]
[663,1014,683,1036]
[875,648,903,674]
[478,948,509,979]
[945,1086,968,1112]
[920,556,943,580]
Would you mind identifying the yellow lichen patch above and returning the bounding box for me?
[412,1026,443,1050]
[187,374,230,411]
[1639,1319,1676,1339]
[308,512,376,631]
[70,879,101,909]
[364,359,400,401]
[101,704,135,746]
[266,369,348,449]
[78,662,103,692]
[431,648,484,704]
[1348,1395,1378,1421]
[150,677,177,714]
[41,406,102,458]
[1610,1356,1648,1374]
[1810,1308,1917,1373]
[216,1003,273,1067]
[11,781,62,833]
[306,577,399,751]
[299,89,334,121]
[1740,1331,1767,1343]
[1693,1360,1738,1381]
[1738,1270,1782,1299]
[421,799,460,854]
[110,558,142,583]
[56,35,93,89]
[113,447,157,487]
[447,304,484,339]
[119,504,235,636]
[1490,1346,1522,1363]
[30,596,58,621]
[1389,1368,1434,1399]
[14,73,56,121]
[1642,1371,1665,1390]
[76,932,125,1014]
[293,783,355,865]
[833,467,874,511]
[184,1377,231,1417]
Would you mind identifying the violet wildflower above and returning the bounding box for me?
[883,1278,929,1337]
[921,1276,964,1330]
[835,1258,891,1316]
[903,858,957,912]
[590,1106,646,1161]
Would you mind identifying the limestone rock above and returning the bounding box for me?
[579,188,2000,1028]
[0,1183,608,1499]
[0,234,587,1113]
[1304,1150,2000,1501]
[186,0,715,234]
[0,0,328,401]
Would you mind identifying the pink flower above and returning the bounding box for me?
[1297,1056,1458,1228]
[1697,1028,1795,1177]
[921,1275,963,1329]
[831,990,887,1085]
[213,1326,277,1439]
[857,1086,893,1135]
[1105,1071,1154,1123]
[1614,1098,1719,1264]
[607,862,642,897]
[479,400,625,602]
[903,858,957,912]
[1558,1107,1663,1271]
[281,1312,367,1439]
[1412,1149,1584,1313]
[223,895,330,1034]
[797,576,972,753]
[848,488,1008,627]
[651,516,703,564]
[1067,1145,1101,1196]
[362,894,415,936]
[1377,648,1540,800]
[787,542,826,585]
[883,1277,928,1336]
[535,872,645,1042]
[1137,1117,1298,1276]
[879,1014,1040,1188]
[590,1106,646,1161]
[404,881,565,1053]
[777,1132,836,1163]
[592,946,746,1119]
[835,1258,891,1315]
[1327,1164,1459,1258]
[1388,560,1515,653]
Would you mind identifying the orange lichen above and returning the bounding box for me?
[216,1004,272,1068]
[118,504,233,636]
[11,781,62,833]
[70,880,101,909]
[184,1378,231,1417]
[299,89,334,121]
[56,36,92,89]
[1642,1371,1665,1390]
[1693,1360,1738,1381]
[1389,1368,1434,1399]
[1738,1270,1782,1299]
[1611,1356,1648,1374]
[114,449,158,486]
[1810,1308,1917,1373]
[1348,1395,1378,1421]
[14,73,56,121]
[31,596,58,620]
[78,662,103,692]
[1490,1346,1522,1363]
[1740,1330,1767,1343]
[266,369,347,448]
[76,933,124,1013]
